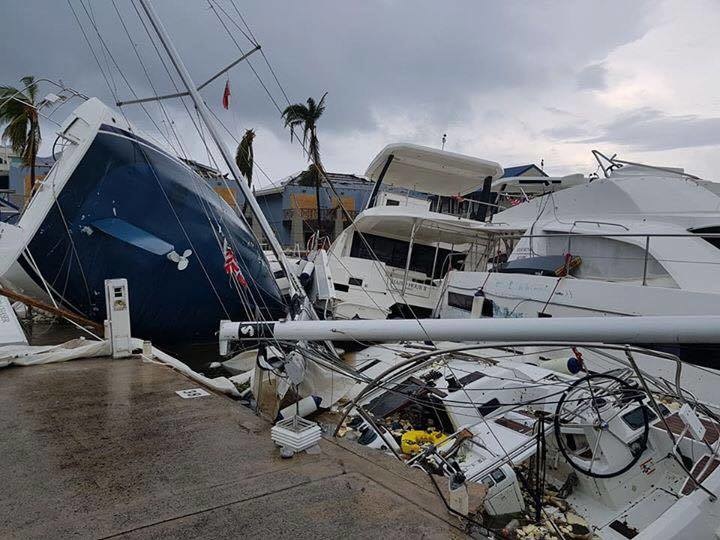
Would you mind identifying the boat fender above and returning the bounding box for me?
[276,395,322,421]
[539,356,582,375]
[299,261,315,290]
[357,425,400,452]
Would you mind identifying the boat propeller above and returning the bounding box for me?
[167,249,193,271]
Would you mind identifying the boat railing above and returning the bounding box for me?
[337,340,720,501]
[485,230,720,286]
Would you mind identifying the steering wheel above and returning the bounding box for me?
[553,373,649,479]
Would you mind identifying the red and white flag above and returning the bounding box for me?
[222,80,231,109]
[223,239,247,287]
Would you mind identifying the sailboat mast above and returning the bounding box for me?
[137,0,302,301]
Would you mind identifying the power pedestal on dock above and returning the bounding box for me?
[104,278,132,358]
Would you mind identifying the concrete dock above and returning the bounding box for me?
[0,356,468,539]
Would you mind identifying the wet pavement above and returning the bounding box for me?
[0,355,469,539]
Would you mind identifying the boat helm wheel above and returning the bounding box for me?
[553,373,649,479]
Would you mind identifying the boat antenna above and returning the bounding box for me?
[136,0,305,310]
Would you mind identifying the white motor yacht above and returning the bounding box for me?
[318,143,579,320]
[436,153,720,367]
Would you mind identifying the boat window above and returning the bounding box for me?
[385,199,400,206]
[348,277,363,286]
[543,234,676,286]
[349,232,463,278]
[447,292,473,311]
[692,226,720,250]
[478,397,501,417]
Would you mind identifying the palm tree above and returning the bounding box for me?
[282,93,327,233]
[235,128,255,189]
[0,76,41,192]
[235,128,255,216]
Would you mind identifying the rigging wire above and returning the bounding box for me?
[111,0,187,158]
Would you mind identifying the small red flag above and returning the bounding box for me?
[222,80,231,109]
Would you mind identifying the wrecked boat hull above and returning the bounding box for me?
[8,99,285,344]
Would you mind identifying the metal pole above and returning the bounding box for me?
[220,315,720,344]
[366,154,394,209]
[642,236,650,286]
[137,0,301,301]
[402,220,418,296]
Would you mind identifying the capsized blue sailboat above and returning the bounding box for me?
[0,98,286,344]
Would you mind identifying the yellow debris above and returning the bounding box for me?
[400,429,447,455]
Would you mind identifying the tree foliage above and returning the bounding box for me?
[0,76,41,189]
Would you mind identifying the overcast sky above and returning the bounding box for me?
[3,0,720,186]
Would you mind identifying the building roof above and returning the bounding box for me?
[288,171,371,187]
[255,171,372,197]
[501,164,547,178]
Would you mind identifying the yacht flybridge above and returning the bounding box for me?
[318,143,580,319]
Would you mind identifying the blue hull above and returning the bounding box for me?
[23,125,285,344]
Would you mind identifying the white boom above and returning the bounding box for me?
[219,315,720,353]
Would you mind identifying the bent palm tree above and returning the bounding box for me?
[282,93,327,233]
[0,76,41,193]
[235,128,255,188]
[235,128,255,215]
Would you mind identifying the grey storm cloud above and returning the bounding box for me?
[579,108,720,151]
[543,124,591,140]
[1,1,652,135]
[576,63,607,90]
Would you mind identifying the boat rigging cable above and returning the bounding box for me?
[332,342,720,503]
[69,0,181,155]
[206,0,444,332]
[65,1,280,345]
[204,3,437,332]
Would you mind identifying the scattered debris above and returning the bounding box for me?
[175,388,211,399]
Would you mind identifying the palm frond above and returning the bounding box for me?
[315,92,328,118]
[281,104,309,125]
[20,76,37,103]
[2,116,28,154]
[0,77,41,178]
[235,128,255,186]
[0,86,29,123]
[282,93,327,168]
